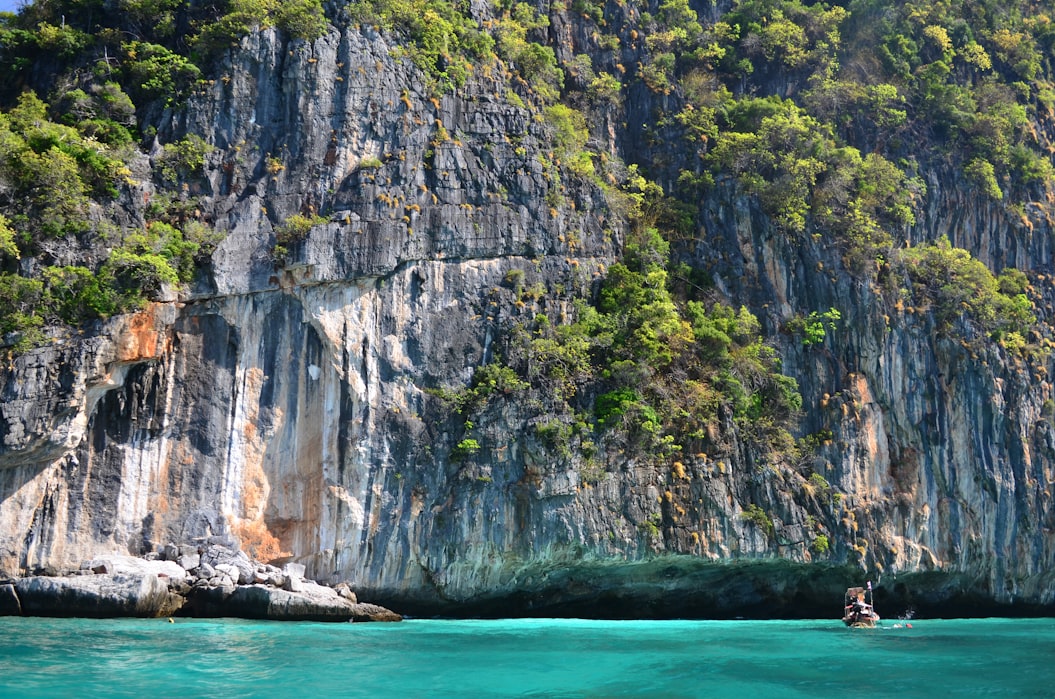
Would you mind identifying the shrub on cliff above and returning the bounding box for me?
[348,0,494,92]
[192,0,329,54]
[900,236,1035,345]
[122,41,203,106]
[0,91,131,239]
[489,211,801,463]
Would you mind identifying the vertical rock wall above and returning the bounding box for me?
[1,16,1054,615]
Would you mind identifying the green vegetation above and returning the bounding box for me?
[465,203,804,464]
[0,0,1049,504]
[431,168,804,469]
[811,533,830,555]
[638,512,663,540]
[191,0,329,54]
[901,236,1035,346]
[344,0,564,99]
[0,0,340,348]
[1,91,130,237]
[1,2,328,106]
[492,2,563,103]
[271,213,328,261]
[740,503,774,537]
[786,308,842,346]
[156,135,212,185]
[348,0,494,92]
[624,0,1055,277]
[807,473,831,494]
[426,361,531,441]
[123,41,203,106]
[451,437,481,461]
[0,83,214,349]
[0,217,197,349]
[276,213,327,244]
[702,95,918,255]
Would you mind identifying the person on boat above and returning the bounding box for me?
[851,591,873,619]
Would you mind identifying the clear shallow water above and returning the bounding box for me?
[1,616,1052,698]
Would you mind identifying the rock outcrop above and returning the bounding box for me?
[1,9,1054,619]
[0,547,401,621]
[12,573,185,618]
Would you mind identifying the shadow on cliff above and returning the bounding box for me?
[363,558,1055,620]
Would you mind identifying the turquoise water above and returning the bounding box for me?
[1,617,1052,698]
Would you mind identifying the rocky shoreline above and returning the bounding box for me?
[0,544,401,622]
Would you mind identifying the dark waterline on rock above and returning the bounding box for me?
[361,559,1055,620]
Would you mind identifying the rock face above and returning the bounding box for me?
[1,13,1055,619]
[13,574,184,618]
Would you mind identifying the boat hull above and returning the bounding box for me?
[843,613,880,628]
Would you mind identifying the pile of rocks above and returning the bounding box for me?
[0,544,401,622]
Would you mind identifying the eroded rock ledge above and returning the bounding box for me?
[363,558,1055,621]
[0,545,401,622]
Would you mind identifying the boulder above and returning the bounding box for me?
[349,602,403,622]
[178,553,201,571]
[222,583,359,621]
[200,545,255,585]
[86,555,187,583]
[335,582,357,603]
[160,543,181,561]
[13,574,184,618]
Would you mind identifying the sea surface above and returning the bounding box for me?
[1,616,1052,698]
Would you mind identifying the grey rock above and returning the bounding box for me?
[178,553,200,571]
[86,555,186,583]
[13,574,184,618]
[221,584,370,622]
[200,546,255,586]
[212,574,235,588]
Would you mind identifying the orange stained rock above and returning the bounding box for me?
[116,304,171,362]
[231,516,292,564]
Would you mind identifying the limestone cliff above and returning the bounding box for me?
[2,2,1055,618]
